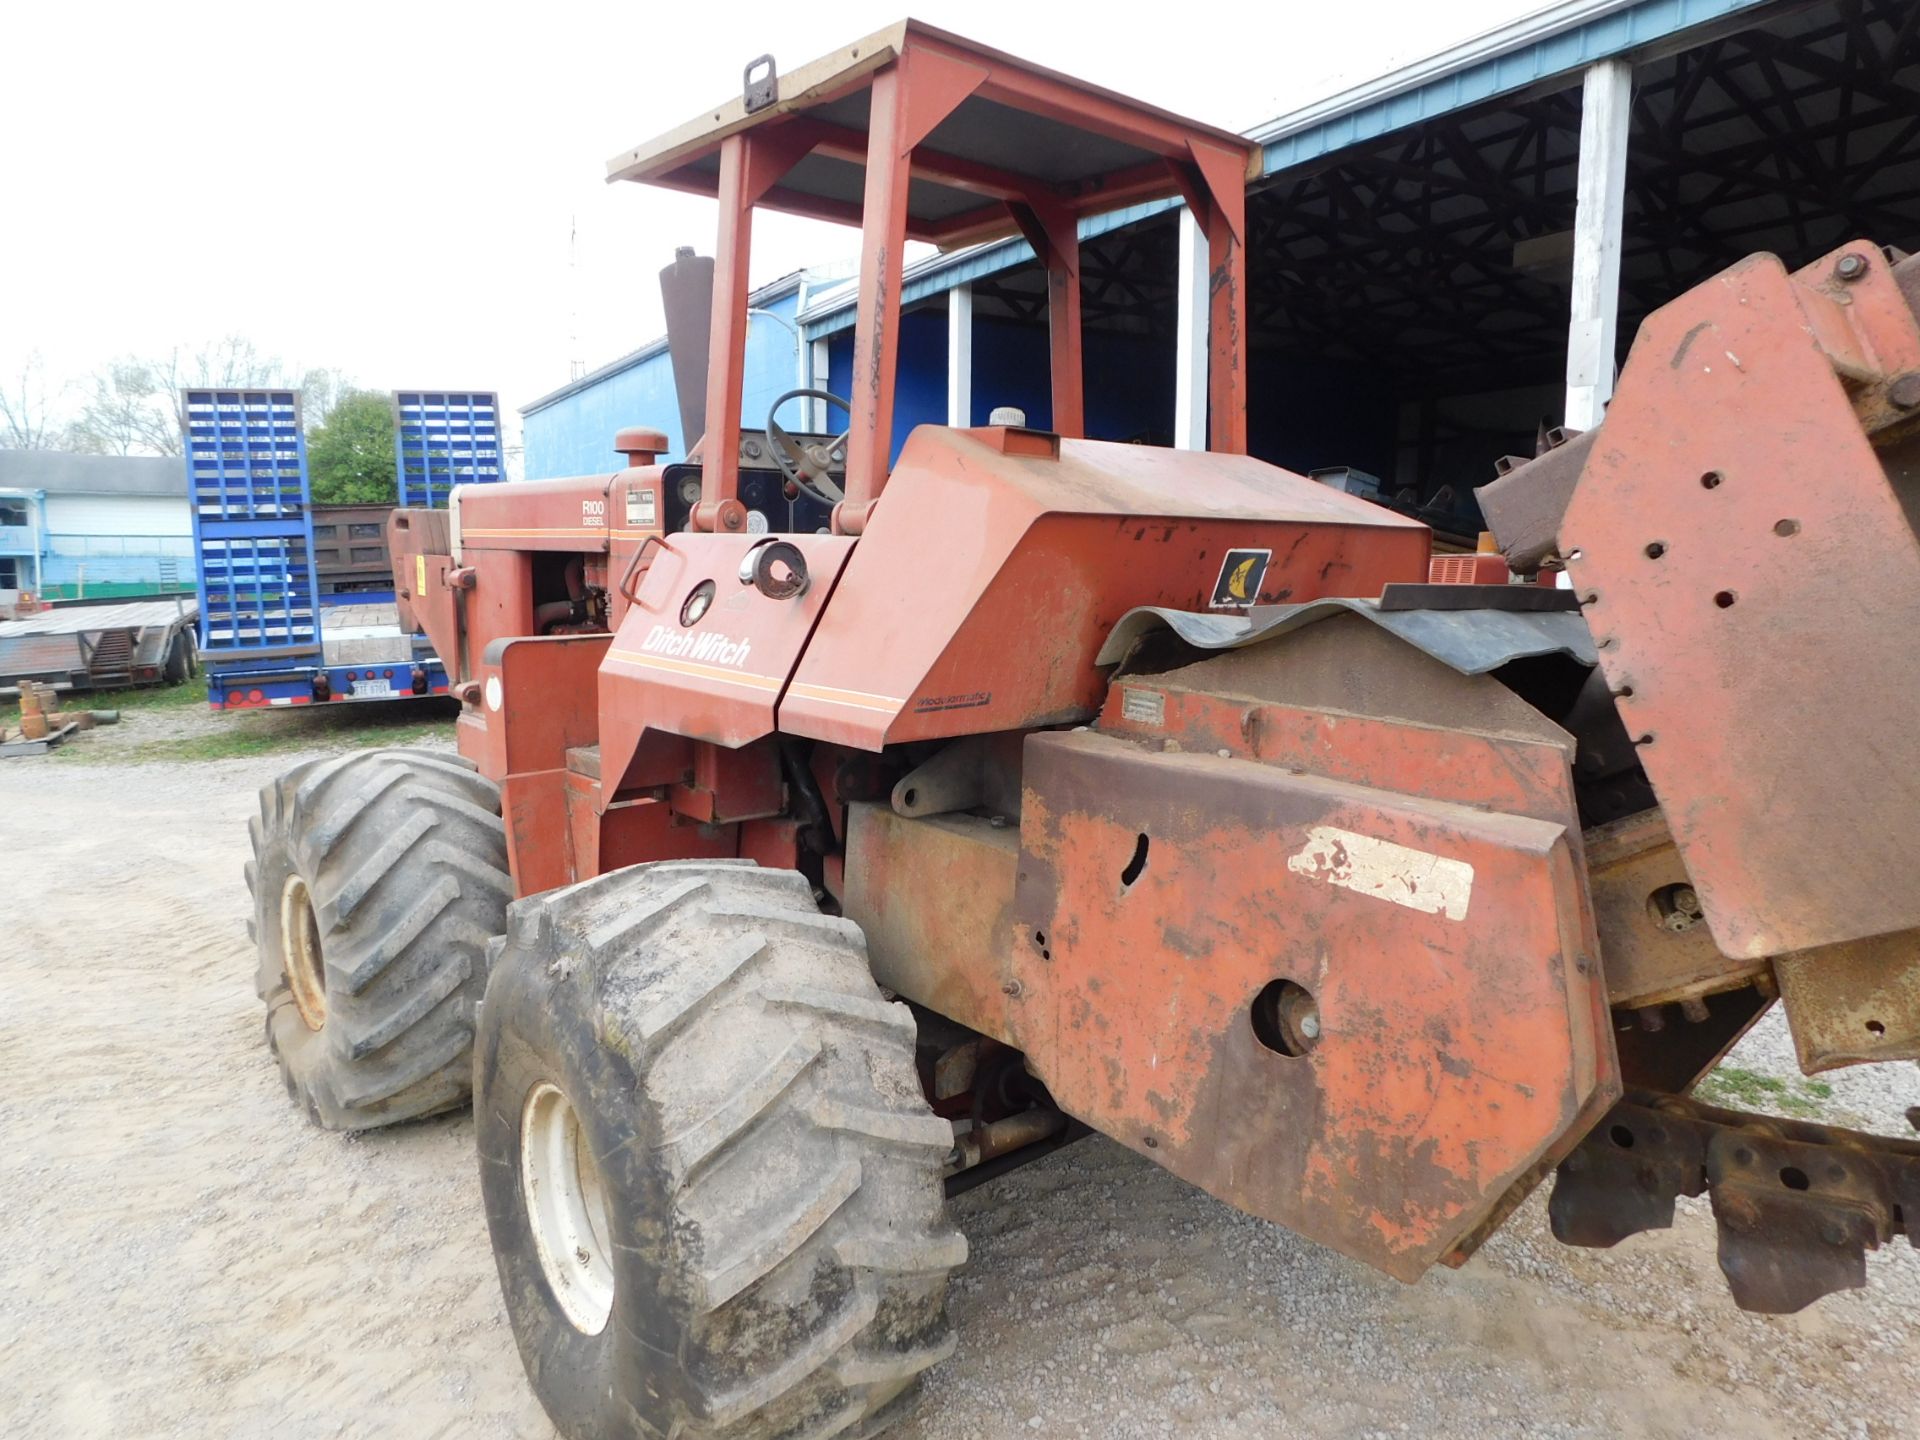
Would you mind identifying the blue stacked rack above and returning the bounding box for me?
[185,390,324,702]
[394,391,504,507]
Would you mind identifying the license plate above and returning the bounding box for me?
[354,677,393,698]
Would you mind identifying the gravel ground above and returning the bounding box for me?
[3,705,1917,1440]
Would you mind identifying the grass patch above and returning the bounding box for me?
[101,677,212,711]
[1696,1063,1834,1118]
[123,718,447,764]
[3,676,207,724]
[65,696,459,765]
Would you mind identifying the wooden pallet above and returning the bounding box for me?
[0,721,79,758]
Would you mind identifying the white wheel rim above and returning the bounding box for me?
[279,874,327,1031]
[521,1081,615,1335]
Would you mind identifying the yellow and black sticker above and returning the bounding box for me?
[1210,548,1271,608]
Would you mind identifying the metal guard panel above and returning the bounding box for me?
[476,634,613,896]
[598,532,855,791]
[1012,730,1612,1281]
[1099,596,1598,672]
[1561,252,1920,959]
[843,806,1023,1044]
[782,428,1430,749]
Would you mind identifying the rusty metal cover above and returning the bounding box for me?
[1010,728,1613,1281]
[1561,250,1920,960]
[1773,929,1920,1073]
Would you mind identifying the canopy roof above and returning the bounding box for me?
[606,19,1257,248]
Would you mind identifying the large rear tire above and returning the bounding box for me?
[247,748,512,1130]
[476,860,966,1440]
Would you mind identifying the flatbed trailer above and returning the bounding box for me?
[0,596,198,699]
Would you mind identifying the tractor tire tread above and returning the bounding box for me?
[249,749,510,1131]
[480,860,964,1440]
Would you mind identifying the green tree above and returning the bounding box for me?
[307,389,397,504]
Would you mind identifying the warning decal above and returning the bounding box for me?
[1209,548,1271,608]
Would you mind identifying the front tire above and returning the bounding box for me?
[247,748,512,1130]
[476,860,966,1440]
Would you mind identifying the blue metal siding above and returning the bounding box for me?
[802,199,1181,341]
[823,311,954,466]
[741,295,809,445]
[524,344,679,480]
[393,391,505,507]
[893,311,949,440]
[825,337,853,434]
[1086,329,1175,444]
[969,318,1051,430]
[183,389,321,659]
[826,312,1173,452]
[524,291,806,480]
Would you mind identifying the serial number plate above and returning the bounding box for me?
[353,677,393,698]
[1120,687,1165,727]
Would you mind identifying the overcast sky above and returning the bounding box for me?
[3,0,1553,439]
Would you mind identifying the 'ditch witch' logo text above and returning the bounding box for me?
[640,624,753,668]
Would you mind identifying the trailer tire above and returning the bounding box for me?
[247,748,512,1130]
[476,860,965,1440]
[163,630,193,684]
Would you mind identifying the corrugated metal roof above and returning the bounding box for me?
[1254,0,1772,170]
[0,451,186,498]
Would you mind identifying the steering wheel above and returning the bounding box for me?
[764,388,853,508]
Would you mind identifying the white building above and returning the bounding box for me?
[0,451,191,598]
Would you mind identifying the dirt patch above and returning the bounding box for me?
[2,716,1915,1439]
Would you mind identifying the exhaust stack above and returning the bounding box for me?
[659,246,716,456]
